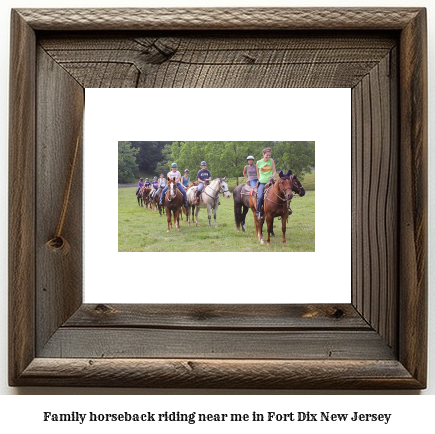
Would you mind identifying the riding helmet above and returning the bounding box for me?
[140,177,143,180]
[171,163,178,167]
[184,169,189,173]
[247,155,255,160]
[200,161,207,166]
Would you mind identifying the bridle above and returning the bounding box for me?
[201,179,229,205]
[167,180,178,202]
[290,176,303,196]
[265,177,293,208]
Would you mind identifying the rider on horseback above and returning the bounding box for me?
[136,177,144,196]
[159,163,189,208]
[156,173,166,197]
[182,169,190,189]
[144,178,151,188]
[243,155,258,188]
[256,147,277,220]
[150,176,158,200]
[195,161,211,204]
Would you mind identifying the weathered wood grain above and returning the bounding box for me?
[39,329,395,360]
[35,47,84,353]
[16,8,422,31]
[65,304,369,329]
[350,51,399,352]
[398,8,428,386]
[38,33,396,88]
[8,10,36,387]
[18,358,420,389]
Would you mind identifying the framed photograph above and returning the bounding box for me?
[9,8,427,388]
[86,88,349,304]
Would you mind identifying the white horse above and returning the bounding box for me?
[186,177,231,227]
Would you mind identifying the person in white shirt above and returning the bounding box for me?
[159,162,188,207]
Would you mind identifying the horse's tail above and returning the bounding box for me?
[234,205,243,230]
[233,188,242,230]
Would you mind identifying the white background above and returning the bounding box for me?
[0,0,434,420]
[85,88,351,303]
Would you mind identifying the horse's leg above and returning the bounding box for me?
[241,205,248,232]
[266,214,274,246]
[207,204,212,227]
[195,206,200,227]
[175,209,180,231]
[214,204,218,228]
[257,217,264,245]
[166,208,171,232]
[251,207,260,241]
[186,206,191,226]
[281,213,287,245]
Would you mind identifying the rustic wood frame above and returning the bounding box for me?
[9,8,427,389]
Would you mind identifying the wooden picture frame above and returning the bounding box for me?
[9,8,427,389]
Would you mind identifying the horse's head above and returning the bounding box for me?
[291,173,306,197]
[219,177,231,198]
[168,178,178,199]
[277,170,294,201]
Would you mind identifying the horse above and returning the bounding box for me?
[185,177,231,227]
[136,187,144,207]
[164,178,184,232]
[234,182,279,237]
[148,188,159,212]
[233,182,257,233]
[138,187,151,208]
[249,170,305,245]
[149,189,165,215]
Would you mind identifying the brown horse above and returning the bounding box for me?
[149,189,165,215]
[139,187,151,208]
[165,178,183,232]
[149,188,159,212]
[249,170,305,245]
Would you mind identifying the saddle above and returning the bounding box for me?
[247,181,272,198]
[193,183,208,204]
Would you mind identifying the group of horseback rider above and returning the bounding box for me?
[137,161,213,208]
[243,147,277,220]
[137,147,275,218]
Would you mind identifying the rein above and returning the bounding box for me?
[167,182,179,202]
[265,179,292,208]
[200,180,229,205]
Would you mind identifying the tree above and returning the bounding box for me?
[155,143,173,175]
[151,141,315,184]
[272,141,315,178]
[130,141,173,174]
[118,141,139,183]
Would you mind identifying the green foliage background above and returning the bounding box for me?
[118,141,315,184]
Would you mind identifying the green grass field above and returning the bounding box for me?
[119,180,315,252]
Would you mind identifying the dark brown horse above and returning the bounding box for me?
[165,178,183,232]
[249,170,305,245]
[233,183,254,233]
